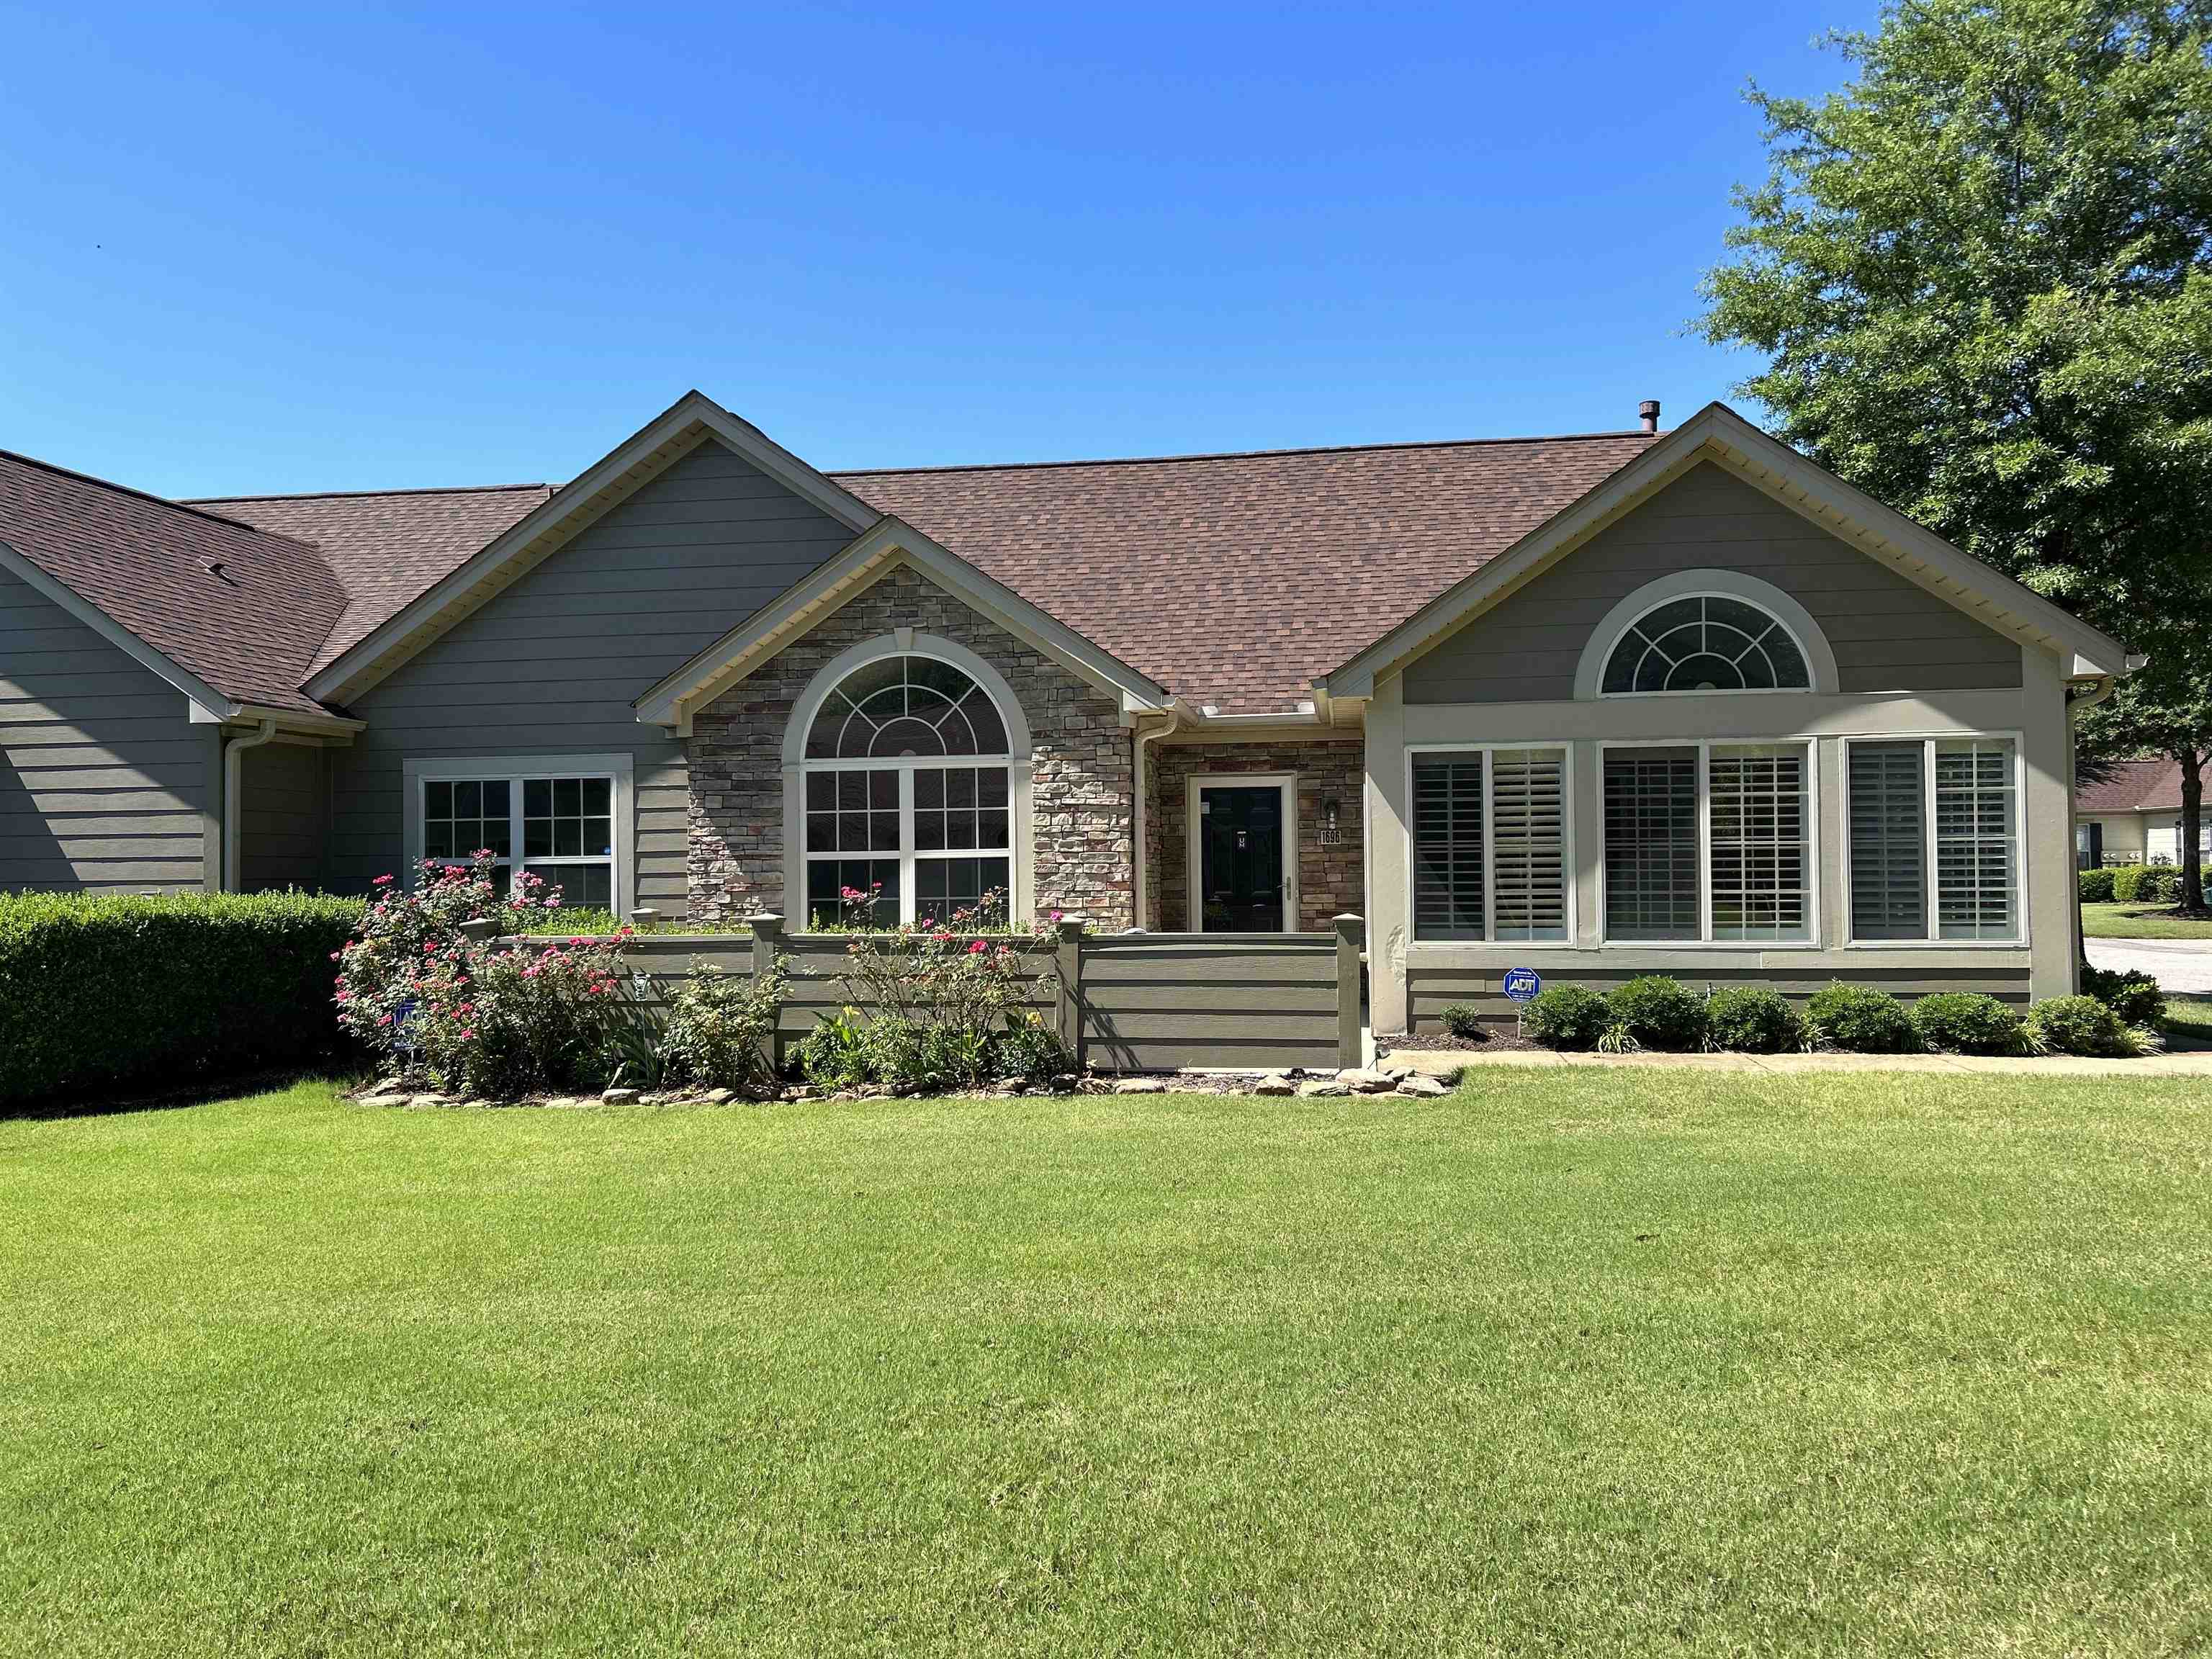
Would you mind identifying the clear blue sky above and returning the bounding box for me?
[1,1,1879,498]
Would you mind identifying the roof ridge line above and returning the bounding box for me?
[185,481,552,503]
[830,428,1663,478]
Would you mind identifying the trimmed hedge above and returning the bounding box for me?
[2077,867,2116,902]
[2082,963,2165,1028]
[2111,864,2200,904]
[1807,982,1920,1053]
[0,890,364,1108]
[1909,992,2026,1056]
[1607,975,1710,1051]
[1705,986,1804,1053]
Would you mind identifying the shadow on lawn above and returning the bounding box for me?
[1,1064,362,1124]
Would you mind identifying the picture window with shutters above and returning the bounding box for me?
[1411,747,1570,942]
[1846,737,2020,943]
[1599,742,1815,944]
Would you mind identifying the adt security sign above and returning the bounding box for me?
[1502,966,1542,1002]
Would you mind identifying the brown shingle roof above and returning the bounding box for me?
[0,449,347,715]
[2077,758,2185,814]
[834,432,1659,713]
[189,482,553,676]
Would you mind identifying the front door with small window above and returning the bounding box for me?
[1197,784,1286,932]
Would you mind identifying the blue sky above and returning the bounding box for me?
[0,1,1879,498]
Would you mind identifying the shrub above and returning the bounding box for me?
[2082,964,2165,1028]
[2077,867,2116,903]
[1806,982,1920,1053]
[2028,994,2139,1057]
[2110,863,2180,904]
[1606,976,1709,1052]
[797,1007,872,1089]
[336,855,636,1098]
[1522,984,1611,1051]
[662,958,787,1091]
[994,1012,1074,1082]
[1909,992,2026,1056]
[0,889,364,1108]
[1705,986,1804,1053]
[1439,1003,1485,1038]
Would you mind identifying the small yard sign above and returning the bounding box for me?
[1502,967,1542,1002]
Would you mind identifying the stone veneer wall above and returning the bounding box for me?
[1145,738,1364,932]
[685,564,1135,927]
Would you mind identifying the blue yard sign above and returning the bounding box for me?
[1501,967,1542,1002]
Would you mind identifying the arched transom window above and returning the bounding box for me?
[1600,595,1812,694]
[801,653,1014,928]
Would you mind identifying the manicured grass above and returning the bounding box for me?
[2081,900,2212,938]
[4,1076,2209,1656]
[2162,993,2212,1042]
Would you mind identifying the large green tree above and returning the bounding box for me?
[1700,0,2212,911]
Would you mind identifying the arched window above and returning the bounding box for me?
[800,652,1015,928]
[1599,595,1812,694]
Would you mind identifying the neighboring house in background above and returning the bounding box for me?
[2074,759,2207,868]
[0,392,2137,1027]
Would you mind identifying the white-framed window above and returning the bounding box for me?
[1599,594,1812,694]
[1408,745,1571,942]
[1599,741,1815,944]
[800,653,1015,928]
[405,754,631,913]
[1845,736,2023,943]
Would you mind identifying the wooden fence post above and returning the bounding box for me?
[1333,914,1365,1070]
[745,913,786,1064]
[1054,914,1087,1069]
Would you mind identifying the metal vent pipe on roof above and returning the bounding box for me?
[1639,400,1661,434]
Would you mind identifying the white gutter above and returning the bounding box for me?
[220,719,279,892]
[1131,705,1184,930]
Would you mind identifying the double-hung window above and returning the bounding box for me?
[1411,747,1570,941]
[1847,737,2020,942]
[801,653,1015,929]
[413,758,623,910]
[1600,742,1813,943]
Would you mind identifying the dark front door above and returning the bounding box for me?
[1198,785,1285,932]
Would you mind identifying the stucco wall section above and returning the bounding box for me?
[685,564,1134,927]
[1146,738,1364,932]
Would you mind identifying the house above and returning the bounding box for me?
[2074,759,2206,867]
[0,392,2136,1030]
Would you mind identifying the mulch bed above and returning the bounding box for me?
[1379,1028,1543,1055]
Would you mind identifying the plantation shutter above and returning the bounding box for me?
[1936,739,2017,939]
[1849,743,1927,940]
[1490,748,1568,940]
[1707,747,1809,942]
[1413,753,1485,940]
[1603,747,1698,939]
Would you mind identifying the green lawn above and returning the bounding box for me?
[5,1076,2209,1657]
[2081,900,2212,938]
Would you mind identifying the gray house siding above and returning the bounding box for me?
[323,438,859,900]
[239,740,328,891]
[1403,462,2023,703]
[0,565,215,892]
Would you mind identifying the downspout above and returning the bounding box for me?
[2064,675,2118,992]
[1131,706,1183,931]
[221,718,279,892]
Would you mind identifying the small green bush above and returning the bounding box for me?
[2082,964,2165,1029]
[0,889,365,1109]
[2112,863,2203,904]
[2077,867,2116,902]
[797,1007,872,1089]
[1439,1003,1485,1038]
[2028,994,2139,1057]
[1606,976,1709,1051]
[1909,992,2026,1056]
[1522,984,1611,1051]
[1806,982,1920,1053]
[994,1012,1074,1082]
[1705,986,1804,1053]
[663,958,787,1090]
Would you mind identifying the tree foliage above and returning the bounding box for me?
[1699,0,2212,907]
